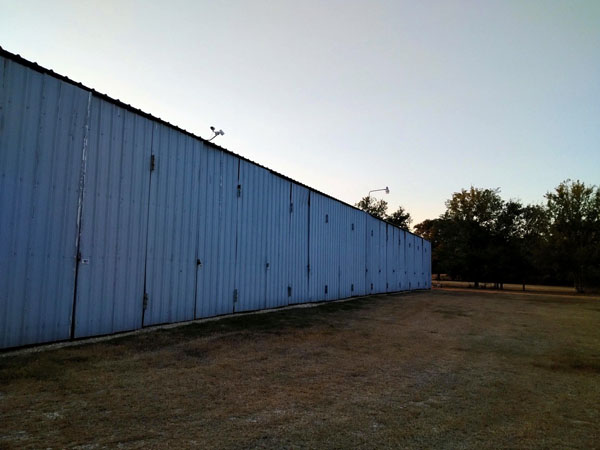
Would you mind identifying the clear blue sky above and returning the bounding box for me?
[1,0,599,225]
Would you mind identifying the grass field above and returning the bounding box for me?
[1,288,599,449]
[432,280,583,295]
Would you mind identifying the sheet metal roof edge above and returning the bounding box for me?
[0,45,427,243]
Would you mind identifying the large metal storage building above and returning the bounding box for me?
[0,48,431,350]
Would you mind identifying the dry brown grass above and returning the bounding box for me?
[1,289,599,449]
[432,280,589,296]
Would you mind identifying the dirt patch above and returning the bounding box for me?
[1,289,599,449]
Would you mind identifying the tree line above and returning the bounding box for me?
[356,180,600,292]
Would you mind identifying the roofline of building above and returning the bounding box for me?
[0,45,425,241]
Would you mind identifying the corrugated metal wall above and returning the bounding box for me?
[398,228,406,291]
[415,236,424,289]
[0,57,89,348]
[195,149,239,318]
[386,225,400,293]
[73,97,154,338]
[309,192,342,301]
[235,161,289,312]
[262,173,290,310]
[366,215,387,295]
[143,123,201,326]
[406,233,416,290]
[339,207,367,298]
[424,239,432,289]
[287,184,310,304]
[0,51,431,349]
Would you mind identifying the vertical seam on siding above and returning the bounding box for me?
[232,159,240,312]
[70,91,92,339]
[307,191,311,300]
[141,123,155,327]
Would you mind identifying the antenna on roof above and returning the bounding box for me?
[207,126,225,142]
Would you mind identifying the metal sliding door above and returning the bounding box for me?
[386,225,401,292]
[308,192,341,301]
[263,176,291,309]
[143,124,201,326]
[366,215,386,294]
[195,150,239,318]
[399,230,408,290]
[74,97,153,337]
[0,58,89,347]
[338,208,366,298]
[288,185,310,304]
[234,162,269,312]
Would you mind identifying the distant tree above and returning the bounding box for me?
[356,197,414,231]
[355,196,388,220]
[443,187,504,287]
[413,219,436,241]
[545,180,600,292]
[489,200,524,288]
[413,181,598,291]
[387,205,412,231]
[519,204,550,287]
[445,187,503,226]
[414,218,444,278]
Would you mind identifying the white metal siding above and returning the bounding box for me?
[0,50,431,349]
[195,150,239,318]
[143,124,201,326]
[287,185,310,304]
[0,57,89,347]
[308,192,341,301]
[263,175,291,309]
[74,98,153,337]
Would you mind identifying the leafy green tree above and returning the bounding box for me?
[355,196,388,220]
[387,205,412,231]
[445,187,503,226]
[519,204,550,287]
[489,200,524,288]
[415,181,598,291]
[443,187,504,287]
[356,197,413,231]
[545,180,600,292]
[414,218,445,278]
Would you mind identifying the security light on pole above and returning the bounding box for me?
[368,186,390,198]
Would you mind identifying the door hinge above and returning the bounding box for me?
[307,264,310,274]
[143,292,149,310]
[237,184,242,197]
[150,154,156,172]
[76,251,82,263]
[288,286,292,297]
[290,203,294,213]
[233,288,238,303]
